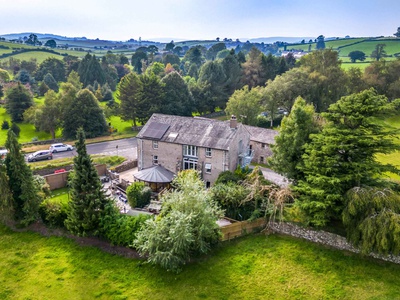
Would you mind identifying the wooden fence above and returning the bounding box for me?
[220,218,267,241]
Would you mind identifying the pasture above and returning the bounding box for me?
[0,225,399,300]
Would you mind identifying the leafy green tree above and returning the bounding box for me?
[299,49,347,112]
[78,54,106,87]
[5,82,33,122]
[221,52,242,95]
[131,51,147,74]
[198,60,228,110]
[164,41,175,51]
[20,59,38,74]
[44,39,57,48]
[206,43,226,60]
[15,69,32,84]
[348,51,366,63]
[160,71,194,116]
[371,44,387,61]
[345,67,368,94]
[394,27,400,37]
[23,90,62,139]
[38,81,49,96]
[134,170,223,271]
[162,53,180,66]
[118,72,141,127]
[5,130,41,226]
[35,57,66,82]
[146,62,165,77]
[343,187,400,255]
[137,73,165,124]
[62,89,108,139]
[270,97,319,181]
[296,89,400,226]
[43,73,59,92]
[316,35,325,50]
[65,128,112,236]
[0,68,11,82]
[225,85,263,125]
[25,33,41,46]
[183,46,204,67]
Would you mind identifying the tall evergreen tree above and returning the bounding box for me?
[65,128,111,236]
[270,97,319,181]
[0,160,13,223]
[63,89,108,139]
[5,82,33,122]
[78,54,106,87]
[118,72,142,127]
[5,130,41,225]
[160,71,194,116]
[296,89,400,226]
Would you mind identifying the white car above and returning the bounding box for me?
[49,143,74,153]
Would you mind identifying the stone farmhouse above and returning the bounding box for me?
[136,114,253,187]
[244,125,278,164]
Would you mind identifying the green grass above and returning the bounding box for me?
[48,187,69,203]
[0,51,64,64]
[338,40,400,57]
[1,226,400,299]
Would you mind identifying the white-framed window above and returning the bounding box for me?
[183,157,198,170]
[260,156,264,164]
[205,163,212,173]
[153,155,158,165]
[153,141,158,149]
[261,143,266,149]
[205,147,212,157]
[183,145,198,157]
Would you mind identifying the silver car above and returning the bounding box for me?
[27,150,53,162]
[49,143,74,153]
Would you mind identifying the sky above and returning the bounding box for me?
[1,0,399,42]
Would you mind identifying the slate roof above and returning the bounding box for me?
[134,165,175,183]
[137,113,243,150]
[244,125,278,145]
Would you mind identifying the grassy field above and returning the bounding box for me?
[338,39,400,57]
[0,225,400,300]
[0,51,65,64]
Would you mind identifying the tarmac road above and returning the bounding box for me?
[52,137,137,160]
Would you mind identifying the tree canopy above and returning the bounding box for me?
[296,89,400,226]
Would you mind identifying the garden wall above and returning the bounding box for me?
[269,222,400,265]
[44,164,108,190]
[113,160,137,173]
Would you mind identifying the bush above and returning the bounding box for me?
[100,203,150,246]
[1,120,9,130]
[39,199,68,228]
[126,182,152,208]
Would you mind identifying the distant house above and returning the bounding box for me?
[136,114,253,187]
[244,125,278,164]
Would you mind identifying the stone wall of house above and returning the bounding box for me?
[250,141,273,164]
[269,222,400,265]
[113,160,137,173]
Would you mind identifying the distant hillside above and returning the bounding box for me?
[247,37,315,44]
[0,32,88,41]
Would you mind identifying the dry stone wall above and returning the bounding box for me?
[269,222,400,265]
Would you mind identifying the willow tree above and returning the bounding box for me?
[343,187,400,255]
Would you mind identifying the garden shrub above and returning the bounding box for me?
[39,199,68,228]
[1,120,9,130]
[126,182,152,208]
[100,203,150,246]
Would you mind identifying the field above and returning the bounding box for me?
[0,224,399,300]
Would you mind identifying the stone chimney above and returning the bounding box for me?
[230,115,237,129]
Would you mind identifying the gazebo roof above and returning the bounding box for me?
[134,165,175,183]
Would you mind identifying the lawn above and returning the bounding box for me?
[0,225,399,300]
[338,39,400,57]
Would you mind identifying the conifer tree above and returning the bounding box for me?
[65,128,111,236]
[5,130,41,225]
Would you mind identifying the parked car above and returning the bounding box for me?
[27,150,53,162]
[49,143,73,153]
